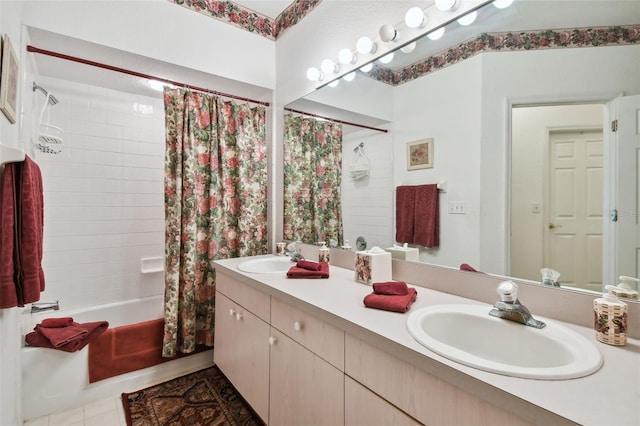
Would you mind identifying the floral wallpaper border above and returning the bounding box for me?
[169,0,322,40]
[369,25,640,86]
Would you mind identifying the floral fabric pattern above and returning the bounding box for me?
[283,114,343,247]
[169,0,322,40]
[163,88,268,357]
[370,25,640,86]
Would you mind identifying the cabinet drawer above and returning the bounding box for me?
[271,297,344,370]
[216,270,270,322]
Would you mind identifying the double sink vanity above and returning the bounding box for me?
[213,253,639,425]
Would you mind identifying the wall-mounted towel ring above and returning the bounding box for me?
[349,143,370,180]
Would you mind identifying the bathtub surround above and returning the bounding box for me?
[162,87,268,357]
[0,156,45,309]
[283,114,343,245]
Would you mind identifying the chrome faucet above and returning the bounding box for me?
[285,242,305,262]
[31,301,60,314]
[489,281,546,329]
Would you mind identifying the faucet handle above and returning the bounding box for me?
[496,281,518,302]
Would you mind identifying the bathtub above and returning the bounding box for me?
[21,295,214,420]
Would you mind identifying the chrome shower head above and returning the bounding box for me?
[32,82,58,105]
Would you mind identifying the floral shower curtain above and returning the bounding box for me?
[283,114,343,246]
[162,88,268,357]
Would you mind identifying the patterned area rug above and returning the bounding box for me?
[121,366,263,426]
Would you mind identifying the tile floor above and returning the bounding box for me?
[23,394,127,426]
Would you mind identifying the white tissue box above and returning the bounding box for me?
[355,251,392,285]
[385,247,419,262]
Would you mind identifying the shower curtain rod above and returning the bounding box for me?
[284,107,388,133]
[26,45,270,107]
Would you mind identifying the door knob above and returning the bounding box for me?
[549,223,556,229]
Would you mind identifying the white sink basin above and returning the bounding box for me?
[237,256,293,273]
[406,304,603,380]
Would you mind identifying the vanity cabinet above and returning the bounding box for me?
[214,275,270,423]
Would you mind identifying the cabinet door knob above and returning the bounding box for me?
[293,321,302,331]
[229,308,236,316]
[235,312,243,321]
[268,336,277,345]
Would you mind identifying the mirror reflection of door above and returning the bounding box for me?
[510,104,604,291]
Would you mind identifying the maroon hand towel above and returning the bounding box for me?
[287,262,329,279]
[0,162,17,309]
[395,186,415,245]
[460,263,487,274]
[35,323,88,347]
[413,184,439,247]
[373,281,409,295]
[26,321,109,352]
[296,260,322,271]
[363,288,418,313]
[40,317,74,328]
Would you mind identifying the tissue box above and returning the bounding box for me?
[355,251,392,285]
[385,247,419,262]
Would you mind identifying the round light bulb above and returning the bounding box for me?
[320,59,338,75]
[338,48,356,64]
[427,27,446,40]
[328,80,340,88]
[401,42,417,54]
[378,24,398,42]
[492,0,514,9]
[306,67,321,81]
[405,7,425,29]
[343,72,356,82]
[378,52,394,64]
[457,10,477,26]
[360,63,373,73]
[435,0,457,11]
[356,36,376,54]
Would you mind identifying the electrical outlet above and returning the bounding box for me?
[448,201,466,214]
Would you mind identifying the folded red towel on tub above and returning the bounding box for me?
[35,323,87,347]
[296,260,322,271]
[363,288,418,313]
[25,321,109,352]
[287,262,329,278]
[40,317,74,328]
[372,281,409,295]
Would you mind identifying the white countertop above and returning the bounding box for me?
[214,255,640,426]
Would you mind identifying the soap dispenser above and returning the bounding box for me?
[608,276,639,300]
[318,242,330,263]
[594,286,628,346]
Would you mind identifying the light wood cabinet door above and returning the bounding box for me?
[345,377,422,426]
[214,292,270,423]
[269,328,344,426]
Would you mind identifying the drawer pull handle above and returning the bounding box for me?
[235,312,243,321]
[229,308,236,317]
[293,321,302,331]
[269,336,277,345]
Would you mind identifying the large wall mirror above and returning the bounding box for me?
[283,0,640,299]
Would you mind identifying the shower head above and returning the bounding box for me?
[32,82,59,105]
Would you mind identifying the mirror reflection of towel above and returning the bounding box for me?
[395,184,439,247]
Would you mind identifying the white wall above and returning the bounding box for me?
[34,76,166,310]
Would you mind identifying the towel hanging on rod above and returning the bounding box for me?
[349,143,370,180]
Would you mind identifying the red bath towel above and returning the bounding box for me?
[395,186,415,245]
[372,281,409,295]
[0,156,45,309]
[413,184,439,247]
[40,317,74,328]
[287,262,330,278]
[35,323,88,347]
[363,288,418,313]
[296,260,322,271]
[25,321,109,352]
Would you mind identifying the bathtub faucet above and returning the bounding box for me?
[31,301,60,314]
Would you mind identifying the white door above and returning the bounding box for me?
[547,129,603,291]
[607,95,640,286]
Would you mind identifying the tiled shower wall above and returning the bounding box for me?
[33,77,166,311]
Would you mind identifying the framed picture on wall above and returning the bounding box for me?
[0,34,19,124]
[406,138,433,170]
